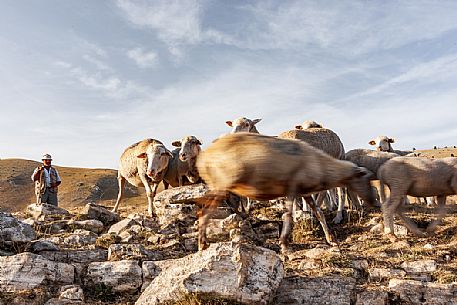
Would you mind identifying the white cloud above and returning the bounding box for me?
[340,53,457,101]
[237,1,457,54]
[82,54,113,71]
[127,48,158,68]
[116,0,203,44]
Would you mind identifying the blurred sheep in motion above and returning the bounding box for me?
[196,133,375,253]
[378,157,457,241]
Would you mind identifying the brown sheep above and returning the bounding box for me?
[196,133,375,253]
[378,157,457,241]
[113,139,173,216]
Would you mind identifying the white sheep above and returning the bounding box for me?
[369,136,412,156]
[163,135,202,188]
[279,124,346,223]
[196,133,375,252]
[226,117,262,134]
[113,139,173,216]
[378,156,457,241]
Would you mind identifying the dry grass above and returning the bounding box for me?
[163,293,245,305]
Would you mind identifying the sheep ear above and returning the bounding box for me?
[196,139,202,145]
[137,153,147,159]
[295,125,303,130]
[172,141,182,147]
[166,150,173,157]
[368,140,376,145]
[388,138,395,143]
[252,118,262,125]
[226,121,233,127]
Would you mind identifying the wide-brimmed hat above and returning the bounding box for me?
[42,154,52,160]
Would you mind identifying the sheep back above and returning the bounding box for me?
[345,149,399,177]
[278,128,345,159]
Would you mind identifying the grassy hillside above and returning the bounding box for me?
[0,158,161,215]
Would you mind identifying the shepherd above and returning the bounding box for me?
[31,154,62,206]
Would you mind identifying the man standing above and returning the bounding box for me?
[31,154,62,206]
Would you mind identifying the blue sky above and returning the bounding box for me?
[1,0,457,168]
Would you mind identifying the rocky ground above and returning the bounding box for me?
[1,183,457,305]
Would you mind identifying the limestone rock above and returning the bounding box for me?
[136,242,284,305]
[31,239,60,252]
[67,219,105,234]
[26,203,70,221]
[0,252,74,292]
[389,279,457,304]
[355,291,389,305]
[155,183,209,204]
[369,268,406,282]
[142,260,175,291]
[153,184,208,226]
[81,203,120,225]
[59,285,85,302]
[401,260,437,274]
[44,299,83,305]
[108,243,162,261]
[108,218,140,235]
[39,249,108,277]
[46,230,98,248]
[39,249,108,265]
[84,260,142,293]
[273,276,356,305]
[0,212,36,244]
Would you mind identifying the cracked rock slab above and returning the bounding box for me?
[136,242,284,305]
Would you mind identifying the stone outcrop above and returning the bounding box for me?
[81,203,120,225]
[136,242,284,305]
[273,276,356,305]
[84,260,142,293]
[152,184,208,227]
[389,279,457,304]
[0,252,75,292]
[0,212,36,244]
[26,203,70,221]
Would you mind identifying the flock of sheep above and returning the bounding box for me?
[112,117,457,253]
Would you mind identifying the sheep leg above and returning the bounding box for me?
[112,175,125,213]
[426,195,447,233]
[306,196,338,246]
[198,192,224,251]
[163,180,169,190]
[333,188,346,224]
[178,176,183,187]
[246,197,251,213]
[280,196,294,254]
[382,194,403,241]
[396,205,425,237]
[145,182,159,217]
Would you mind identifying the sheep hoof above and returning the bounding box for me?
[198,239,209,251]
[280,243,291,255]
